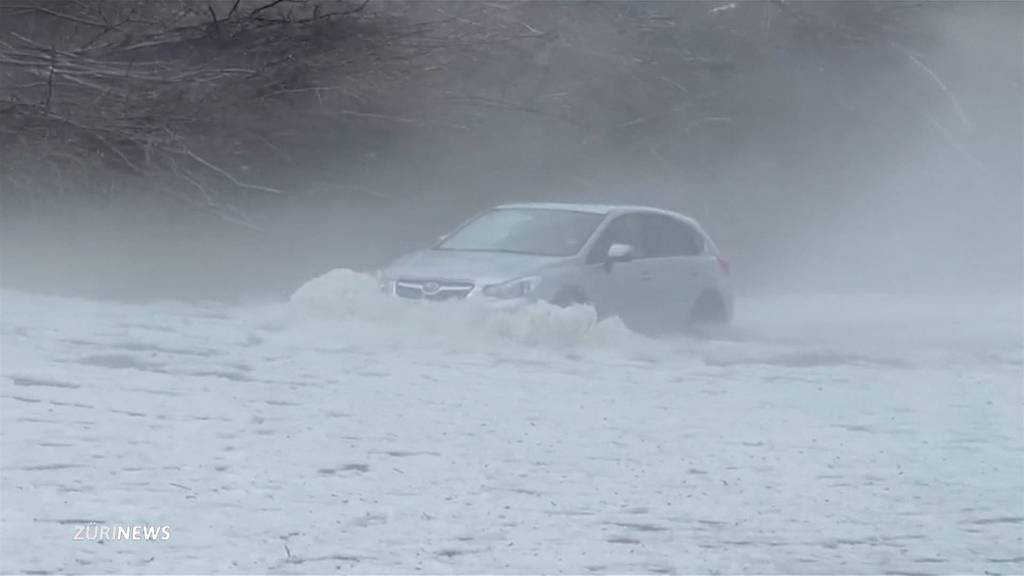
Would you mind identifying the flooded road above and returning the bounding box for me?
[2,278,1021,573]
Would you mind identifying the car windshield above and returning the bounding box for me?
[437,208,604,256]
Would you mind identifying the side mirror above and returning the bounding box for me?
[606,243,635,263]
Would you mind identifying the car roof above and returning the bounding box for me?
[494,202,698,223]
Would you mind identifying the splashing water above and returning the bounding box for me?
[287,268,642,351]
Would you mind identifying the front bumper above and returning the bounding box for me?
[381,279,533,310]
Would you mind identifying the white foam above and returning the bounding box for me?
[288,268,641,351]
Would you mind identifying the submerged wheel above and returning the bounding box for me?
[689,290,730,324]
[551,287,589,308]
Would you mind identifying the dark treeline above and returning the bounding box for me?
[1,1,1020,299]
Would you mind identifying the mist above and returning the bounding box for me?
[2,3,1023,573]
[1,0,1020,301]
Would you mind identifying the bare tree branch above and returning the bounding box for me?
[182,148,285,195]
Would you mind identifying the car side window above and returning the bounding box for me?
[586,214,646,264]
[642,214,704,257]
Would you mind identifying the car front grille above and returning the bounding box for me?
[394,279,474,301]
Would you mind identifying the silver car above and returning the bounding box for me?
[378,203,733,329]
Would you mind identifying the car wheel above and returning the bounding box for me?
[689,290,729,324]
[551,287,589,308]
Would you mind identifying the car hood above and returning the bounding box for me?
[383,249,561,284]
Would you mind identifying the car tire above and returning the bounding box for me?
[689,290,730,324]
[551,287,589,308]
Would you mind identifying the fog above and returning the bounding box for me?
[1,1,1020,302]
[2,3,1023,572]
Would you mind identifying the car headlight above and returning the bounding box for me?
[482,276,541,299]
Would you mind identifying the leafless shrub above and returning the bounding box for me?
[0,0,417,219]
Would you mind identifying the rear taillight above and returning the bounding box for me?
[717,256,730,275]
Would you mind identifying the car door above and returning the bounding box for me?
[640,214,708,325]
[581,213,657,327]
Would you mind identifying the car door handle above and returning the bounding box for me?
[640,272,654,281]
